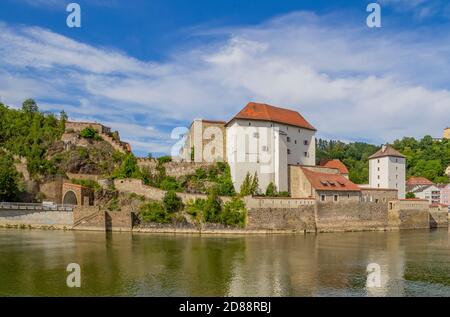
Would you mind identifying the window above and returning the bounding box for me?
[347,194,350,199]
[377,175,380,180]
[298,129,301,133]
[377,167,380,171]
[262,145,269,152]
[396,158,398,163]
[333,195,339,202]
[253,132,259,138]
[304,152,309,157]
[375,199,379,203]
[287,137,291,142]
[378,184,380,188]
[378,159,380,163]
[304,140,309,146]
[287,149,291,155]
[320,195,326,202]
[294,140,297,144]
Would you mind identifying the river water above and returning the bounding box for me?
[0,228,449,297]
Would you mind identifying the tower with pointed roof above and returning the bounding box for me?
[368,144,406,199]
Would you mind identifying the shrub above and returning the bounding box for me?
[186,198,206,223]
[406,192,416,199]
[221,197,247,227]
[203,192,222,223]
[163,190,183,213]
[112,154,141,179]
[159,176,182,191]
[140,201,171,223]
[70,179,101,191]
[79,127,98,139]
[157,156,172,165]
[265,182,277,197]
[240,172,259,196]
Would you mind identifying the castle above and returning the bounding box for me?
[181,102,405,200]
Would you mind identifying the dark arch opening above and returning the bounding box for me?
[63,191,78,206]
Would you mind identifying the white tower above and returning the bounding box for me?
[369,144,406,199]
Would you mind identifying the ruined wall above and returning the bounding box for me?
[136,160,214,178]
[113,179,231,204]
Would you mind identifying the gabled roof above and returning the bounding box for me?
[301,167,361,192]
[226,102,316,131]
[407,177,434,186]
[369,145,405,160]
[319,159,349,174]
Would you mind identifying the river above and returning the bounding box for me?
[0,228,449,297]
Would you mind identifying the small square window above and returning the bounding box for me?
[304,152,308,157]
[304,140,309,146]
[287,149,291,155]
[333,195,339,202]
[320,195,326,202]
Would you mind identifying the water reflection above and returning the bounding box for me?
[0,228,449,297]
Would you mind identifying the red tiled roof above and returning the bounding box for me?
[407,177,434,186]
[227,102,316,131]
[319,159,349,174]
[301,167,361,192]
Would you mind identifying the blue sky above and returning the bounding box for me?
[1,0,450,156]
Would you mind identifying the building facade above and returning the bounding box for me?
[412,184,441,204]
[368,145,406,199]
[226,102,316,193]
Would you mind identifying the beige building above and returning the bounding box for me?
[180,119,227,162]
[444,127,450,139]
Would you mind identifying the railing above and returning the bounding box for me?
[0,202,74,212]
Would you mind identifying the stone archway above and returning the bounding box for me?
[63,190,78,205]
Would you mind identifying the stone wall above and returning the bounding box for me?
[0,209,73,227]
[72,206,105,231]
[114,179,231,204]
[315,201,389,232]
[429,211,448,228]
[388,199,430,230]
[66,173,100,182]
[40,177,65,203]
[246,205,316,232]
[361,188,398,203]
[137,160,214,178]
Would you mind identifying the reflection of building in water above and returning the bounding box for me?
[366,232,405,297]
[226,235,319,296]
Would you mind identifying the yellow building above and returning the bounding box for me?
[444,128,450,139]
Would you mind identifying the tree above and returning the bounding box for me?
[22,99,39,114]
[240,172,252,196]
[112,154,141,179]
[60,110,68,122]
[250,172,259,195]
[163,190,183,213]
[221,197,247,227]
[0,155,19,201]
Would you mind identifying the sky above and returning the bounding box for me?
[0,0,450,156]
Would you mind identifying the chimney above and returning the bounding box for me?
[381,145,387,152]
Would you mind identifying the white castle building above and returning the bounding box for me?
[368,145,406,199]
[181,102,316,192]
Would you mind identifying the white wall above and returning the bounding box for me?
[226,119,316,193]
[369,156,406,199]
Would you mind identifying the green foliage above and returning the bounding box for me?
[393,136,450,183]
[265,182,277,197]
[240,172,259,196]
[159,176,183,191]
[79,127,102,140]
[0,101,64,177]
[22,99,39,114]
[162,190,183,213]
[140,201,172,223]
[316,139,378,184]
[221,197,247,227]
[112,154,141,179]
[70,179,101,191]
[157,155,172,165]
[406,192,416,199]
[186,195,246,227]
[0,153,20,201]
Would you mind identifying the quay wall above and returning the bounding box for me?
[0,206,73,228]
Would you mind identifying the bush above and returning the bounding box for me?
[186,198,206,223]
[70,179,101,191]
[221,197,247,227]
[159,176,182,191]
[140,201,172,223]
[203,192,222,223]
[163,190,183,213]
[112,154,141,179]
[265,182,277,197]
[406,192,416,199]
[157,156,172,165]
[79,127,98,139]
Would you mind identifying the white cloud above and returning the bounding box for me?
[1,11,450,155]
